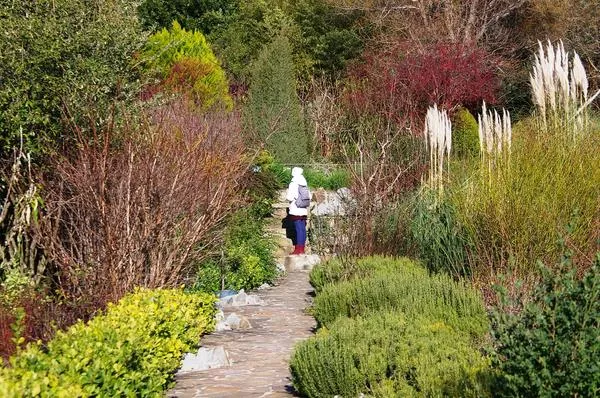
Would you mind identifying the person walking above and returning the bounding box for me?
[286,167,310,255]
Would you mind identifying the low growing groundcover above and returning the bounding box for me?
[0,288,216,397]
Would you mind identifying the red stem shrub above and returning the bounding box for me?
[37,102,247,307]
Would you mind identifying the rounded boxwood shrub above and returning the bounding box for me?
[290,312,491,398]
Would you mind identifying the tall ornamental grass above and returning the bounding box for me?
[424,104,452,193]
[435,40,600,290]
[478,101,512,179]
[530,40,599,136]
[450,119,600,282]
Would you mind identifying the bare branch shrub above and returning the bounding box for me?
[304,79,345,159]
[326,117,425,259]
[37,101,247,304]
[327,0,526,48]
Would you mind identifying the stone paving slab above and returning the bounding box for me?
[167,271,315,398]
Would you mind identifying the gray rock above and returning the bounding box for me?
[257,283,271,290]
[276,263,286,273]
[215,320,231,331]
[215,310,231,331]
[336,187,352,200]
[312,195,344,216]
[231,290,248,306]
[311,188,354,216]
[179,346,230,372]
[219,289,264,307]
[224,313,252,330]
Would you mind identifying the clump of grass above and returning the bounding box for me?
[410,189,472,276]
[450,121,600,280]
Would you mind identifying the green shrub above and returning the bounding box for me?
[303,168,350,190]
[290,312,491,398]
[138,0,238,34]
[313,267,489,337]
[410,189,472,277]
[0,0,145,155]
[141,21,232,110]
[193,206,277,293]
[265,162,350,190]
[490,253,600,397]
[309,256,425,293]
[452,107,480,158]
[0,288,216,397]
[244,35,308,164]
[205,0,364,83]
[209,0,294,83]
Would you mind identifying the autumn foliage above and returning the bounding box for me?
[345,42,500,126]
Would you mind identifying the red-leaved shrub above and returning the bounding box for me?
[345,41,500,126]
[0,287,95,361]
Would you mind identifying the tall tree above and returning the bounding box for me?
[325,0,526,48]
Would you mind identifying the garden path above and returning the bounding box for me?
[167,196,316,398]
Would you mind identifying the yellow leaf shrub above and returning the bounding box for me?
[0,288,216,397]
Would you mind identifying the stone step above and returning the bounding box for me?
[284,254,321,272]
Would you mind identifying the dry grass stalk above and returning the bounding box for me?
[478,101,512,178]
[530,39,598,135]
[424,104,451,194]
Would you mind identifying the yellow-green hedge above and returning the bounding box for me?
[0,288,216,397]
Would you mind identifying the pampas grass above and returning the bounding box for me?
[478,101,512,182]
[424,104,451,193]
[530,40,599,136]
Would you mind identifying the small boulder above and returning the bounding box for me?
[179,346,230,372]
[231,290,248,306]
[219,289,264,307]
[224,313,252,330]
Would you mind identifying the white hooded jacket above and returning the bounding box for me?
[286,167,310,216]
